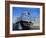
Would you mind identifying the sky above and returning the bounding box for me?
[12,7,40,17]
[12,7,40,24]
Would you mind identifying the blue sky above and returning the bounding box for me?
[12,7,40,23]
[12,7,40,17]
